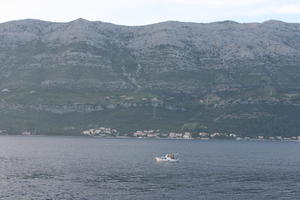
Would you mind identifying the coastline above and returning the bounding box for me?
[1,134,300,143]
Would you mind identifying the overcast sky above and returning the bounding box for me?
[1,0,300,25]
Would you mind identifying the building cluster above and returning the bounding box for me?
[239,135,300,141]
[131,130,236,139]
[82,127,118,136]
[131,131,237,140]
[132,131,192,139]
[133,130,161,138]
[21,131,32,136]
[76,127,300,141]
[168,132,192,139]
[198,133,300,141]
[199,132,238,139]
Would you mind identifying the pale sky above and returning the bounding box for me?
[0,0,300,25]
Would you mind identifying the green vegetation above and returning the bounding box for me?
[1,19,300,136]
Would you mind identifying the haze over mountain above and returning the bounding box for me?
[0,18,300,136]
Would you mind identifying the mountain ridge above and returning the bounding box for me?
[0,18,300,136]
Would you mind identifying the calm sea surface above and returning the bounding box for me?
[0,136,300,200]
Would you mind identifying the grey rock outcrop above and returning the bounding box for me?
[0,19,300,135]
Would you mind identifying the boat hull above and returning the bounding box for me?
[155,157,178,162]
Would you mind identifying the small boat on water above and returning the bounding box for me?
[155,153,178,162]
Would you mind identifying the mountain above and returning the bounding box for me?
[0,18,300,136]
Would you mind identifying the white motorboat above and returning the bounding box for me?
[155,153,178,162]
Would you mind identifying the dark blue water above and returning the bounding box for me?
[0,136,300,199]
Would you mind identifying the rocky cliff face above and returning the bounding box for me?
[1,19,300,135]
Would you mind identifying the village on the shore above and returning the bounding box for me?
[80,127,300,142]
[1,128,300,142]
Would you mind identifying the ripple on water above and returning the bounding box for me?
[0,137,300,199]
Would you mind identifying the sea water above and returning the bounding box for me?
[0,136,299,200]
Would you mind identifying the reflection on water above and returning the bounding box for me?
[0,136,300,199]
